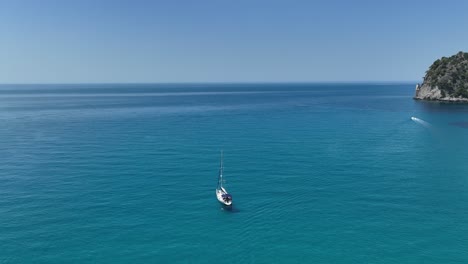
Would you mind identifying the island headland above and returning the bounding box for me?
[414,51,468,102]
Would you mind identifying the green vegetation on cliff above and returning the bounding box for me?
[423,51,468,98]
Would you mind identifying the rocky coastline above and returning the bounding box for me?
[414,83,468,102]
[414,51,468,102]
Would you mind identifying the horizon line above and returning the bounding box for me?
[0,81,419,85]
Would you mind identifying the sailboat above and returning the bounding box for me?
[216,151,232,206]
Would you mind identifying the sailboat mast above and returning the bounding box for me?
[218,151,224,188]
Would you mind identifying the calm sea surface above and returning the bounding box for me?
[1,83,468,263]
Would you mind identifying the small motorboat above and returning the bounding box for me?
[216,151,232,206]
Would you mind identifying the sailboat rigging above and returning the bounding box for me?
[216,151,232,206]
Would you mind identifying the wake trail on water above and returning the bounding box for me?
[411,116,432,128]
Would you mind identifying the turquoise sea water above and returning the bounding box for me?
[1,83,468,263]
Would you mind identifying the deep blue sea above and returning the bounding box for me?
[1,83,468,263]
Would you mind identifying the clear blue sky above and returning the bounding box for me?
[1,0,468,83]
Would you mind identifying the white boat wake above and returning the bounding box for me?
[411,116,432,128]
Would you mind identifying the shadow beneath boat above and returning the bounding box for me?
[220,204,240,213]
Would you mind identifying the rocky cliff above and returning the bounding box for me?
[414,51,468,102]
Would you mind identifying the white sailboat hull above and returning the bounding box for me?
[216,188,232,206]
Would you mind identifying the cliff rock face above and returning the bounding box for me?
[415,51,468,102]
